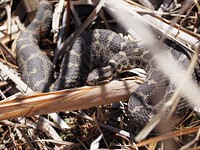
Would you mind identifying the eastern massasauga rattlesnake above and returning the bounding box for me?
[16,0,199,127]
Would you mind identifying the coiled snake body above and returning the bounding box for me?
[16,1,197,127]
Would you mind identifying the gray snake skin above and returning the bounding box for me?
[16,0,198,127]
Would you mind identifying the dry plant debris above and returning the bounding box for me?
[0,0,199,149]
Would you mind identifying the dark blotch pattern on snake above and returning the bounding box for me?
[16,0,197,127]
[16,1,54,92]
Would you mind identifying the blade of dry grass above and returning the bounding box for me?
[49,113,71,129]
[52,0,65,41]
[0,24,19,38]
[130,126,200,149]
[0,61,33,93]
[5,2,11,35]
[0,42,16,65]
[142,14,200,51]
[37,116,63,141]
[69,1,82,26]
[179,127,200,150]
[138,0,154,9]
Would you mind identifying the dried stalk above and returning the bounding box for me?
[131,126,200,149]
[0,79,140,120]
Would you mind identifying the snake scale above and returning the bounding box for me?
[16,0,198,127]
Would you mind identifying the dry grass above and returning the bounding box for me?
[0,0,199,149]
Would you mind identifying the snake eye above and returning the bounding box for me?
[86,70,99,85]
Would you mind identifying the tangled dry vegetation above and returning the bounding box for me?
[0,0,200,149]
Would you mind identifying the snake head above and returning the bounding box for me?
[86,66,114,85]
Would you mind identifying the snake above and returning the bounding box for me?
[16,0,199,127]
